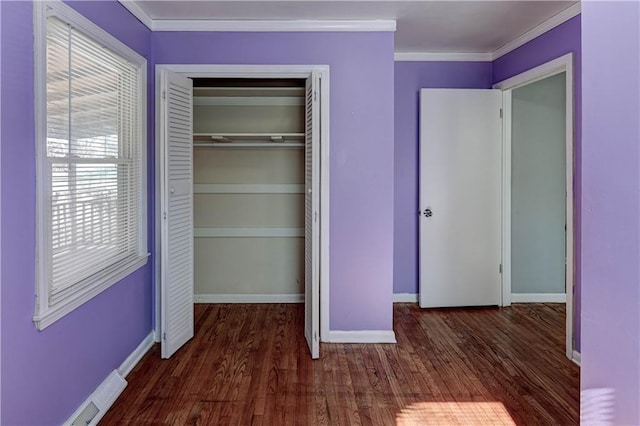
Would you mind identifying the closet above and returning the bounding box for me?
[191,79,306,302]
[159,67,322,360]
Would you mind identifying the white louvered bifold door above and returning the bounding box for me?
[160,70,194,359]
[304,71,321,359]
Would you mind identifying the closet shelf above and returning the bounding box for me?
[193,142,304,149]
[193,133,304,146]
[193,87,304,98]
[193,96,304,107]
[194,227,304,238]
[193,184,305,194]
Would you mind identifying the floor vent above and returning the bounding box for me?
[71,402,99,426]
[64,370,127,426]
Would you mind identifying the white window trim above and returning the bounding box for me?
[33,0,148,330]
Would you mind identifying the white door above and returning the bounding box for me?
[160,70,194,358]
[304,71,320,359]
[419,89,502,308]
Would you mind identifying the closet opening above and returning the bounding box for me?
[192,77,307,307]
[156,66,329,361]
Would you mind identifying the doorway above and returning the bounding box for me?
[494,53,575,360]
[154,65,330,360]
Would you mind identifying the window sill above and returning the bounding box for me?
[33,254,149,330]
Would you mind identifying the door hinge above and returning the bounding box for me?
[163,211,167,220]
[162,91,166,100]
[163,332,167,341]
[499,108,503,119]
[314,90,317,102]
[314,211,318,222]
[499,264,503,274]
[314,331,318,342]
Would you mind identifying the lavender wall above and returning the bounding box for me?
[393,62,493,294]
[581,2,639,423]
[0,2,153,424]
[492,15,582,350]
[153,31,395,331]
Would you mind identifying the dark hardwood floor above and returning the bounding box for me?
[102,303,579,425]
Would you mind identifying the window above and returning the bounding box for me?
[34,1,148,329]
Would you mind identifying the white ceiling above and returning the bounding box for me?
[127,1,579,54]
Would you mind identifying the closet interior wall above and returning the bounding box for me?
[192,79,306,300]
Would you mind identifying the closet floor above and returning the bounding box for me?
[102,303,579,425]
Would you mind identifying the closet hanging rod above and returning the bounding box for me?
[193,133,304,138]
[193,133,305,146]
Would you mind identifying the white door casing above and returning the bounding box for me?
[493,53,575,359]
[154,64,329,357]
[419,89,503,308]
[160,70,194,358]
[304,70,321,359]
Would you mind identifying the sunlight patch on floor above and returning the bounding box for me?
[396,401,516,425]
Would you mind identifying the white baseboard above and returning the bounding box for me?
[572,350,581,366]
[118,331,155,377]
[511,293,566,303]
[393,293,418,303]
[325,330,397,343]
[194,293,303,303]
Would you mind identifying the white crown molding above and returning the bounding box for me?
[152,19,396,32]
[119,0,154,30]
[117,3,396,32]
[394,52,492,62]
[394,3,580,62]
[491,2,581,60]
[119,0,577,55]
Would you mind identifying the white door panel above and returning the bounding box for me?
[160,70,194,358]
[419,89,502,308]
[304,71,320,359]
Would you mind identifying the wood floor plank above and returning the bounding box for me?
[102,303,579,425]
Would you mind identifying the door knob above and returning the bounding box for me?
[423,208,433,218]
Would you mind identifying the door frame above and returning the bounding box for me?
[153,64,331,344]
[493,53,575,359]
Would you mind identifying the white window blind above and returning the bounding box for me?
[34,1,147,329]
